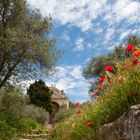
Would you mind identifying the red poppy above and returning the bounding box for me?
[97,85,102,90]
[99,76,105,83]
[76,110,81,115]
[84,121,93,126]
[91,93,97,97]
[74,102,80,107]
[133,50,140,57]
[132,59,139,65]
[125,44,135,51]
[105,65,114,71]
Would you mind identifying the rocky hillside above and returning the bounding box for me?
[96,104,140,140]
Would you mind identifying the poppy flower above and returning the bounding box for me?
[132,59,139,65]
[76,110,81,115]
[97,85,102,90]
[125,44,135,51]
[99,76,105,83]
[74,102,80,107]
[133,50,140,57]
[84,121,93,126]
[105,66,114,71]
[91,93,97,97]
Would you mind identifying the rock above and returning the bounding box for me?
[95,104,140,140]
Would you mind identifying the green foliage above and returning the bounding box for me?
[83,36,140,79]
[22,105,49,124]
[0,113,42,140]
[49,61,140,140]
[0,114,17,140]
[83,36,140,97]
[0,87,27,118]
[0,0,61,89]
[56,106,76,123]
[83,55,115,78]
[27,80,52,113]
[18,118,39,133]
[0,86,48,139]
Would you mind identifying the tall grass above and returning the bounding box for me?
[49,60,140,140]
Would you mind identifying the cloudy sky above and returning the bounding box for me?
[27,0,140,103]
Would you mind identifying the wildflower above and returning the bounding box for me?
[125,44,135,51]
[133,50,140,57]
[76,110,81,115]
[105,66,114,71]
[91,93,97,97]
[74,102,80,107]
[97,85,102,90]
[99,76,105,83]
[84,121,93,126]
[132,59,139,65]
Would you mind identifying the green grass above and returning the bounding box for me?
[0,113,45,140]
[49,60,140,140]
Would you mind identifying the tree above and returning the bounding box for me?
[27,80,52,114]
[83,55,115,78]
[0,0,61,89]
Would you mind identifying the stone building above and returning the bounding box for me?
[49,85,70,112]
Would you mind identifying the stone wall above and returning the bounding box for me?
[95,104,140,140]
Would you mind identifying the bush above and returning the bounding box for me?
[18,118,39,133]
[0,87,27,118]
[0,114,17,140]
[0,87,47,139]
[22,105,49,124]
[56,106,76,123]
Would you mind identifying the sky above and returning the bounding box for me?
[26,0,140,103]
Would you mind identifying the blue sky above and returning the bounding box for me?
[26,0,140,103]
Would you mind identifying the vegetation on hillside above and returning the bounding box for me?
[49,37,140,140]
[0,86,49,140]
[83,36,140,97]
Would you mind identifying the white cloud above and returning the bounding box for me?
[74,38,84,51]
[103,28,115,45]
[112,0,140,22]
[27,0,140,34]
[61,31,70,42]
[27,0,108,31]
[84,57,91,64]
[87,43,93,49]
[119,29,133,40]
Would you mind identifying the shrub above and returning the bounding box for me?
[18,118,39,133]
[56,106,76,123]
[0,87,46,139]
[22,105,49,124]
[0,114,17,140]
[0,88,27,118]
